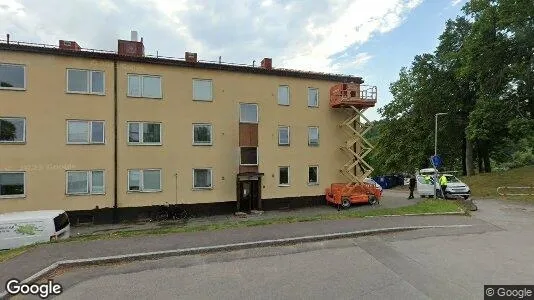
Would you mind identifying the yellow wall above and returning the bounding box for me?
[1,50,350,213]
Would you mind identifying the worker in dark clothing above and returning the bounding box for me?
[408,175,416,199]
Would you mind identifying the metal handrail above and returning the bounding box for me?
[497,186,534,196]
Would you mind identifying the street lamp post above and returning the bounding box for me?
[434,112,448,156]
[434,112,447,198]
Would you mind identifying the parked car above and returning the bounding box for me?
[364,178,383,195]
[416,168,471,199]
[0,210,71,250]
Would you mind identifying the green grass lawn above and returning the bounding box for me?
[0,199,463,263]
[461,165,534,201]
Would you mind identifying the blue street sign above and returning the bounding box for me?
[431,155,443,168]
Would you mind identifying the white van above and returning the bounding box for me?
[416,168,471,199]
[0,210,71,250]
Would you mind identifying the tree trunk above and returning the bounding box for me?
[462,137,467,176]
[477,145,484,173]
[466,138,475,176]
[483,150,492,173]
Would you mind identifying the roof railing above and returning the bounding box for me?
[0,38,360,79]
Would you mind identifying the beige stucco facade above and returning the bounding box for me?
[1,48,354,215]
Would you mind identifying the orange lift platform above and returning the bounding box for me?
[325,83,382,209]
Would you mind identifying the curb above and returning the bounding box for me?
[363,211,466,218]
[0,224,473,297]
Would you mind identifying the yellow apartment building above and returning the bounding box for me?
[0,34,375,224]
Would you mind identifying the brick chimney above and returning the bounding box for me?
[261,58,272,70]
[117,30,145,57]
[185,52,198,63]
[59,40,81,51]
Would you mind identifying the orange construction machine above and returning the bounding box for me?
[326,83,380,209]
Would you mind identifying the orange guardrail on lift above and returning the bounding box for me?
[329,83,377,108]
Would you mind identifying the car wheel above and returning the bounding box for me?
[341,197,351,208]
[421,195,426,198]
[368,195,378,205]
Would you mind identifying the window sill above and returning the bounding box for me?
[66,91,106,96]
[278,184,290,187]
[193,187,213,191]
[193,142,213,146]
[127,190,162,193]
[67,142,106,145]
[127,95,163,100]
[278,143,290,147]
[278,103,290,106]
[308,182,319,186]
[240,164,259,166]
[127,143,163,146]
[0,141,26,145]
[239,121,259,124]
[192,99,213,102]
[0,87,26,91]
[308,144,320,147]
[0,195,26,199]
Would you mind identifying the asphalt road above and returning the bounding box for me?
[27,199,530,300]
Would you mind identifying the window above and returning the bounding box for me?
[240,147,258,165]
[278,126,290,146]
[240,103,258,123]
[128,122,162,145]
[0,172,25,198]
[278,85,290,105]
[67,69,104,94]
[127,74,162,98]
[308,166,319,185]
[67,120,105,144]
[66,170,105,195]
[193,168,213,189]
[308,126,319,146]
[308,88,319,107]
[193,79,213,101]
[0,117,25,143]
[128,169,162,192]
[193,123,213,145]
[279,166,290,186]
[0,63,25,90]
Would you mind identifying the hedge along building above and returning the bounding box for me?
[0,32,377,224]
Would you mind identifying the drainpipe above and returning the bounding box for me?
[112,60,119,223]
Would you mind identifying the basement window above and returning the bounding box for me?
[0,63,26,90]
[0,172,25,198]
[67,69,104,94]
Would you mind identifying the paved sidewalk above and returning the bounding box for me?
[0,214,497,293]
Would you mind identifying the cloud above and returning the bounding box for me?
[0,0,422,75]
[451,0,464,6]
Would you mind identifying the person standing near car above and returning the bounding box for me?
[408,175,416,199]
[439,174,448,198]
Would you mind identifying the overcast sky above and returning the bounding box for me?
[0,0,467,120]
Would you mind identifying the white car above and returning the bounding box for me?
[364,178,383,194]
[416,168,471,199]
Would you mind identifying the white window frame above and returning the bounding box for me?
[66,120,105,144]
[308,126,319,146]
[127,122,163,145]
[240,147,259,166]
[192,168,213,190]
[127,74,163,99]
[192,79,213,101]
[65,170,105,195]
[66,68,105,95]
[192,123,213,146]
[127,169,162,192]
[278,85,290,106]
[0,117,26,144]
[0,171,26,199]
[0,63,26,90]
[278,166,290,187]
[239,103,259,124]
[278,126,290,146]
[308,87,319,107]
[308,165,319,185]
